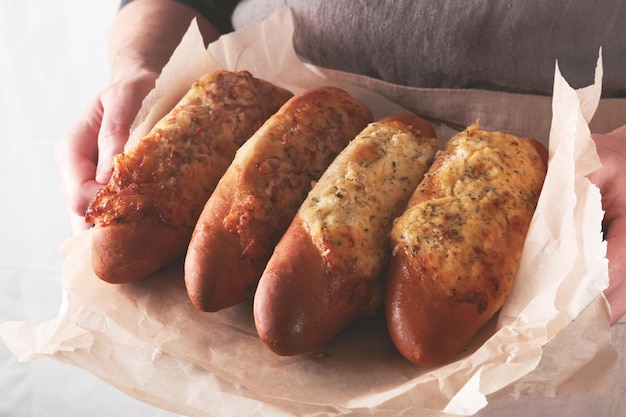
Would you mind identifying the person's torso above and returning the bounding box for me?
[232,0,626,98]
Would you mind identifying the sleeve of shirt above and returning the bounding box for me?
[118,0,241,34]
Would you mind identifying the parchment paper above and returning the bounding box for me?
[0,7,617,417]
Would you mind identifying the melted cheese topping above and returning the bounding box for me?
[221,86,373,262]
[85,70,292,228]
[300,121,440,279]
[391,124,546,311]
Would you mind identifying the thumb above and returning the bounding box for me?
[95,73,158,184]
[603,216,626,324]
[95,102,137,184]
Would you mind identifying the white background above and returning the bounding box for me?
[0,2,175,416]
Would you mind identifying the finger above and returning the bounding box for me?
[68,207,92,235]
[55,98,106,216]
[589,125,626,324]
[95,75,156,184]
[603,216,626,324]
[57,178,98,234]
[95,96,137,184]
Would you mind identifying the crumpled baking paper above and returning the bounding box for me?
[0,7,618,417]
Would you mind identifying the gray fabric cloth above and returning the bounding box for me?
[119,0,238,33]
[232,0,626,97]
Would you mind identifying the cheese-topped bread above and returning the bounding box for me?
[86,70,293,283]
[184,86,373,312]
[386,122,547,366]
[300,116,440,284]
[254,114,440,356]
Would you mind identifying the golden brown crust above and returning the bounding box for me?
[254,214,381,355]
[378,113,437,140]
[183,190,262,310]
[91,224,191,284]
[385,250,488,367]
[253,114,440,355]
[385,123,547,366]
[86,70,293,283]
[184,86,373,311]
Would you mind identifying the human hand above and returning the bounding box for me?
[55,70,159,234]
[588,124,626,325]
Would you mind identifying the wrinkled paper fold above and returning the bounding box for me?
[0,7,616,417]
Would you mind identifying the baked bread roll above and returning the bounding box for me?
[85,70,293,283]
[385,123,547,366]
[184,86,373,312]
[254,113,440,355]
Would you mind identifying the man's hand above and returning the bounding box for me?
[55,70,158,234]
[589,124,626,324]
[54,0,220,234]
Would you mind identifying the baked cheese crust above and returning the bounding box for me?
[85,70,293,230]
[300,119,440,282]
[391,123,546,314]
[221,86,373,262]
